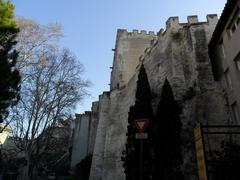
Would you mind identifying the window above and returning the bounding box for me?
[234,53,240,71]
[227,7,240,37]
[224,68,232,90]
[236,60,240,71]
[231,102,239,122]
[219,39,225,59]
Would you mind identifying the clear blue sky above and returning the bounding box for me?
[12,0,226,113]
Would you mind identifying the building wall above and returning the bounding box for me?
[70,112,91,168]
[88,101,100,155]
[110,29,157,90]
[88,15,229,180]
[0,124,11,145]
[89,92,111,179]
[210,0,240,124]
[140,15,228,179]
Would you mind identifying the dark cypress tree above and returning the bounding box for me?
[122,64,154,180]
[152,78,183,180]
[0,0,21,123]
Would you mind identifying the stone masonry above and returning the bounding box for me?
[72,15,231,180]
[70,102,99,168]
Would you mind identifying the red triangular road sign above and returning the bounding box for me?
[134,119,149,133]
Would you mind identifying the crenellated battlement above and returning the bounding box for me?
[163,14,218,31]
[138,14,219,66]
[78,12,229,180]
[206,14,218,25]
[166,16,180,29]
[75,111,91,118]
[111,29,157,90]
[187,15,199,24]
[117,14,218,39]
[111,14,218,91]
[117,29,157,36]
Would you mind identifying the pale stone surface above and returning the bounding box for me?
[88,101,100,154]
[209,2,240,123]
[86,15,230,180]
[70,102,100,170]
[110,29,157,90]
[70,112,91,168]
[138,16,228,179]
[89,92,111,179]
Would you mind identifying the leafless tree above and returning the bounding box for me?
[5,18,90,179]
[1,18,63,130]
[10,48,90,179]
[16,17,63,70]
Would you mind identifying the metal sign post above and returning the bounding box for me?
[140,139,143,180]
[134,118,149,180]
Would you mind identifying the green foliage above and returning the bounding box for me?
[152,78,183,179]
[122,64,154,180]
[0,0,17,29]
[0,0,20,123]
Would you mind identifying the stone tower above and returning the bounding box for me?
[72,15,230,180]
[110,29,157,90]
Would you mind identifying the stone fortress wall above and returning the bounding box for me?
[71,15,231,180]
[110,29,157,90]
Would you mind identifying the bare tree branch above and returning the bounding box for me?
[5,18,90,179]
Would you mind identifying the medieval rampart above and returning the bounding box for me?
[72,15,230,180]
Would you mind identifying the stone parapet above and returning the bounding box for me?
[84,14,228,180]
[118,29,157,36]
